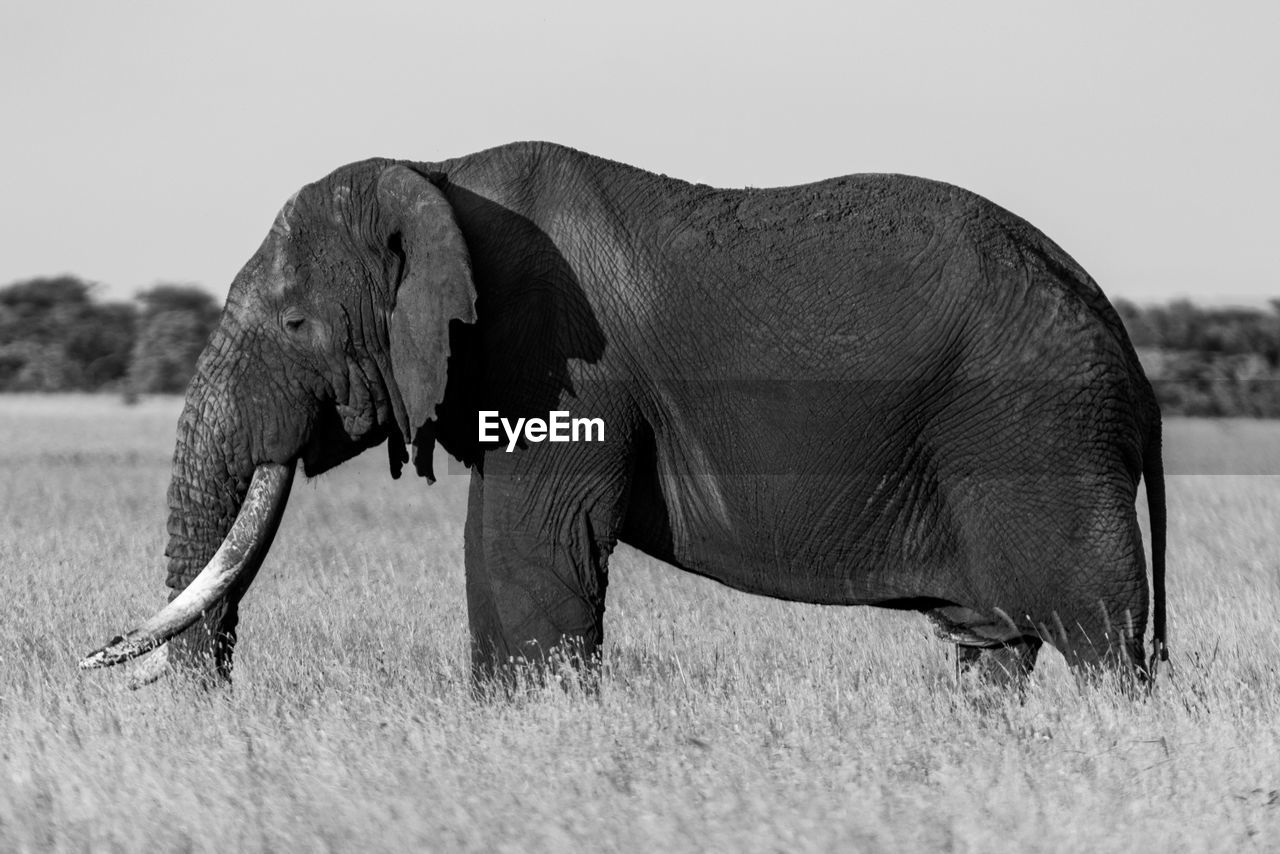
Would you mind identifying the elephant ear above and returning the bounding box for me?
[377,164,477,479]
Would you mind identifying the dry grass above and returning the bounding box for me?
[2,394,1278,851]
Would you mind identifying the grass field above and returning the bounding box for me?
[2,395,1278,852]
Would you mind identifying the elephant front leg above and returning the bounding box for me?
[464,462,625,688]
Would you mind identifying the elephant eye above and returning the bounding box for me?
[281,310,307,333]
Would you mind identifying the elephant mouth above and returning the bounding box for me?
[299,403,384,478]
[79,461,296,670]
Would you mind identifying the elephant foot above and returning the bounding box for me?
[470,635,603,701]
[955,638,1042,690]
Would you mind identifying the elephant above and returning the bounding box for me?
[81,141,1167,689]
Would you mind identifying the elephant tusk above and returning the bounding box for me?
[79,461,295,670]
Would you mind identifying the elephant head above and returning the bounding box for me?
[81,160,477,680]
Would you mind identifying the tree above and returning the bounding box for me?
[0,275,134,390]
[127,284,220,393]
[66,302,137,388]
[135,284,222,322]
[0,276,94,346]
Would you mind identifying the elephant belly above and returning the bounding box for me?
[618,381,971,605]
[722,481,955,605]
[622,460,960,607]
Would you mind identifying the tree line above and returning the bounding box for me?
[3,276,1280,416]
[1114,299,1280,417]
[0,276,218,395]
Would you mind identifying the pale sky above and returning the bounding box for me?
[2,1,1276,306]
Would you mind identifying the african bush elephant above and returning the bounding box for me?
[82,141,1167,687]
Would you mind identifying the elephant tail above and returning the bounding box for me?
[1144,416,1169,673]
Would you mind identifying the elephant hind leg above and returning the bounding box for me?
[956,637,1042,688]
[1045,609,1150,690]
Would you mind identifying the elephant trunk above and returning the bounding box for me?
[163,362,261,596]
[80,322,298,677]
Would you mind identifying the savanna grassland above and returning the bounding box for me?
[2,396,1278,852]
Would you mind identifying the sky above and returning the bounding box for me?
[1,1,1276,306]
